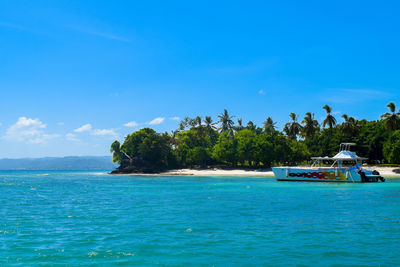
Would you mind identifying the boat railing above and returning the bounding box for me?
[339,143,356,152]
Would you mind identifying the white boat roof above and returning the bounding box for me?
[332,151,367,160]
[311,143,368,161]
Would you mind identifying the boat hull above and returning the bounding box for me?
[272,167,381,183]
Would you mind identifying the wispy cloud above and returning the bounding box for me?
[66,133,80,142]
[3,117,59,144]
[124,121,138,127]
[0,21,27,31]
[86,30,130,42]
[258,89,266,95]
[74,124,92,133]
[169,116,180,121]
[73,123,118,139]
[321,88,390,104]
[70,25,131,43]
[148,117,165,125]
[91,128,118,139]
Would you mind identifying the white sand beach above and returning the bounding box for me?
[162,168,275,177]
[158,166,400,178]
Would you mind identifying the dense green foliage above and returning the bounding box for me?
[111,103,400,172]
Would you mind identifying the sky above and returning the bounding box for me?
[0,0,399,158]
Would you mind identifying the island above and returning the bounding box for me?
[110,104,400,176]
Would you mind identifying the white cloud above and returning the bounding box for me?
[73,123,118,139]
[74,124,92,133]
[259,89,265,95]
[169,116,180,121]
[3,117,59,144]
[124,121,138,127]
[57,122,65,126]
[148,117,165,125]
[66,133,80,142]
[91,129,118,139]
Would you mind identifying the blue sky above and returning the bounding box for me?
[0,0,399,158]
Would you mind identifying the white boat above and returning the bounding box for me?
[272,143,385,183]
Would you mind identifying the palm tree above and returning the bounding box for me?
[341,114,358,136]
[246,121,256,131]
[235,118,244,131]
[204,116,216,131]
[263,117,277,132]
[195,116,202,128]
[188,117,197,129]
[322,105,337,133]
[301,112,319,139]
[381,102,400,131]
[218,109,235,134]
[179,116,195,130]
[284,113,302,140]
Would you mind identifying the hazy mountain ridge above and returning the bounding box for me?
[0,156,117,170]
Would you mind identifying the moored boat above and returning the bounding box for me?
[273,143,385,183]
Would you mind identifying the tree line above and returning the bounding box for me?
[110,103,400,173]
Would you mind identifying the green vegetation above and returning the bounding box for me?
[111,103,400,173]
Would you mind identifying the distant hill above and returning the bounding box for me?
[0,156,117,170]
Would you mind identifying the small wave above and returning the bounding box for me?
[87,252,98,257]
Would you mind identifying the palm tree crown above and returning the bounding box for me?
[301,112,319,138]
[284,113,302,140]
[234,118,244,131]
[381,102,400,131]
[263,117,277,131]
[204,116,216,130]
[218,109,235,134]
[195,116,202,128]
[322,104,337,131]
[341,114,358,136]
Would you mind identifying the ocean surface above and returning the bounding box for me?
[0,170,399,266]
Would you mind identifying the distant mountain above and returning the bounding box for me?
[0,156,117,170]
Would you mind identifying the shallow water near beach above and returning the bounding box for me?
[1,170,399,266]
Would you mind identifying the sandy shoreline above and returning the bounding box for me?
[116,166,400,178]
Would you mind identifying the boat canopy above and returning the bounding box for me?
[311,143,368,161]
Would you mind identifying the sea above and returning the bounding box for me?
[1,170,399,266]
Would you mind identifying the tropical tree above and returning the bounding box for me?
[179,116,194,131]
[235,129,257,166]
[301,112,319,139]
[204,116,216,131]
[381,102,400,131]
[254,133,274,167]
[322,105,337,133]
[235,118,244,132]
[383,130,400,163]
[246,121,257,131]
[121,128,174,172]
[110,140,123,163]
[284,113,302,140]
[218,109,235,134]
[263,117,277,132]
[212,132,237,166]
[341,114,358,136]
[194,116,202,128]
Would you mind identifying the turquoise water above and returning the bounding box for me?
[1,171,399,266]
